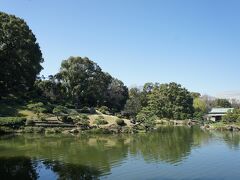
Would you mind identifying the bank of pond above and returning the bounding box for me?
[0,116,240,136]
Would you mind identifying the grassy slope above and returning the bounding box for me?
[0,102,132,127]
[88,112,132,127]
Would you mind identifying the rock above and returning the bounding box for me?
[69,128,79,134]
[130,119,136,124]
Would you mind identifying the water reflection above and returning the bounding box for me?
[42,160,101,180]
[0,127,239,179]
[129,126,210,164]
[0,157,38,180]
[221,131,240,150]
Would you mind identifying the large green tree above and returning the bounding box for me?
[0,12,43,97]
[34,75,66,103]
[146,82,194,120]
[104,78,128,112]
[124,88,145,118]
[58,56,111,108]
[193,97,207,120]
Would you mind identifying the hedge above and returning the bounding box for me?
[0,117,26,127]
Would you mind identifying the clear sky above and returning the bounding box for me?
[1,0,240,98]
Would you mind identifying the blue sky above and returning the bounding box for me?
[1,0,240,97]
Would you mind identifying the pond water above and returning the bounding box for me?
[0,126,240,180]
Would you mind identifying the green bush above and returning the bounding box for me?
[79,107,91,113]
[94,116,108,125]
[73,115,90,126]
[98,106,110,114]
[39,116,47,121]
[53,105,68,115]
[27,102,48,114]
[25,119,35,126]
[90,107,96,114]
[222,109,240,123]
[115,113,123,118]
[61,115,73,124]
[45,128,62,134]
[116,119,125,126]
[53,105,69,120]
[68,109,79,116]
[0,117,26,127]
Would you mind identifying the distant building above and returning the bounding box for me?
[207,108,234,122]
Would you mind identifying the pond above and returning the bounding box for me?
[0,126,240,180]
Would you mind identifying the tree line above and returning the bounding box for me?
[1,11,238,126]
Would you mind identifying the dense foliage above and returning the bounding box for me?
[125,82,194,127]
[0,117,26,127]
[222,109,240,123]
[193,98,207,120]
[116,119,125,126]
[124,88,146,118]
[0,12,43,97]
[58,57,111,108]
[212,99,232,108]
[146,82,194,120]
[35,57,128,112]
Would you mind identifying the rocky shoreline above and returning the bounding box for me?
[201,124,240,131]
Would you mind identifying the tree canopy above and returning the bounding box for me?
[212,99,232,108]
[146,82,194,120]
[35,56,129,112]
[0,12,43,97]
[57,56,111,108]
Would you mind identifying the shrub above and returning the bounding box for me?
[79,114,89,120]
[45,128,62,134]
[79,107,91,113]
[90,107,96,114]
[61,115,73,124]
[73,115,90,126]
[116,119,125,126]
[68,109,79,116]
[222,109,240,123]
[0,117,26,128]
[115,113,123,118]
[136,109,157,130]
[94,116,108,125]
[25,119,35,126]
[39,116,47,121]
[98,106,110,114]
[27,102,48,114]
[53,105,69,120]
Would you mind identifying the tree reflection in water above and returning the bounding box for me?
[0,157,38,180]
[0,157,102,180]
[129,126,210,164]
[42,160,101,180]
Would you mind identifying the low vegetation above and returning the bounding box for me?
[116,119,125,126]
[94,116,108,125]
[0,117,26,127]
